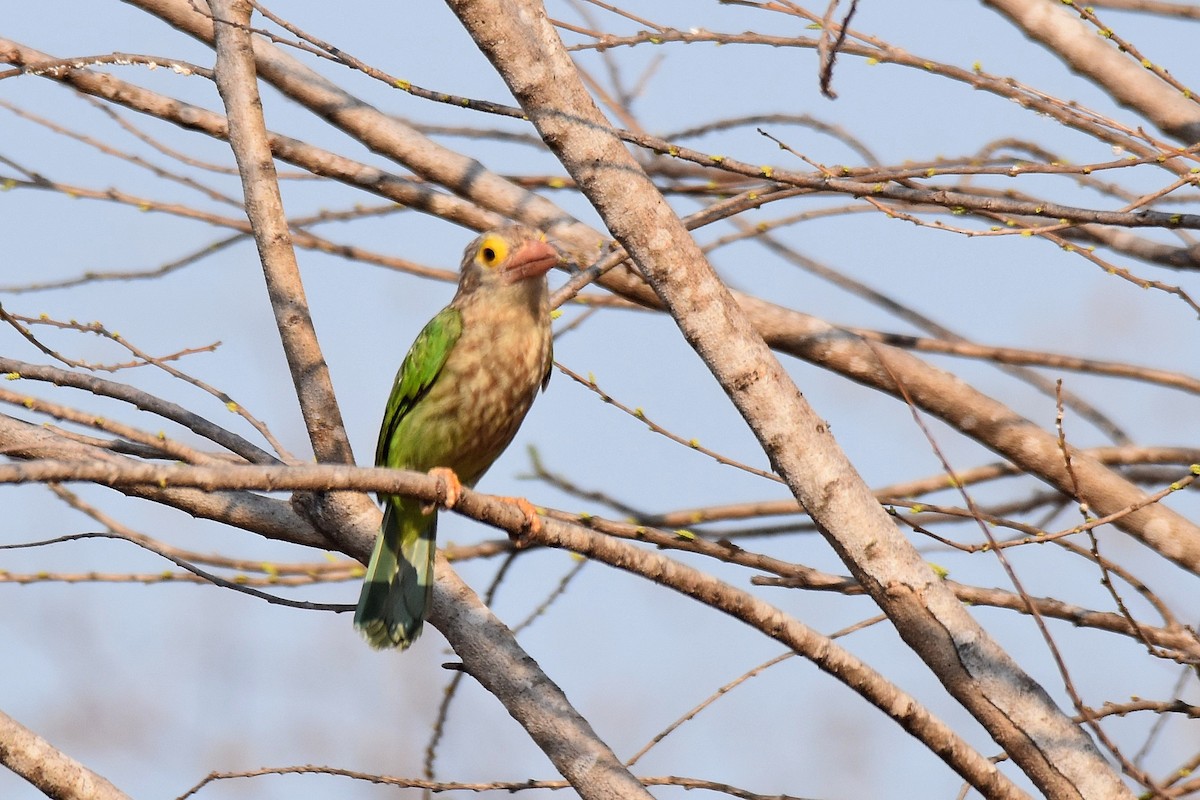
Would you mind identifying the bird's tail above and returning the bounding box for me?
[354,497,436,649]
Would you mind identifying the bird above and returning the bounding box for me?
[354,225,558,650]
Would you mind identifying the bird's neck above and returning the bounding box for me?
[456,279,549,323]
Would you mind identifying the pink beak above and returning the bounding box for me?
[501,239,559,283]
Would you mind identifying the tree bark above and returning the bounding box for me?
[0,709,131,800]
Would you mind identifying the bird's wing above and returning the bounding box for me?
[375,306,464,467]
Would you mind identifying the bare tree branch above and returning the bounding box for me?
[0,356,277,465]
[0,709,131,800]
[982,0,1200,143]
[209,0,352,466]
[0,414,325,547]
[0,38,503,233]
[442,0,1132,796]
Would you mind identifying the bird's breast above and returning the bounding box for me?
[396,301,551,486]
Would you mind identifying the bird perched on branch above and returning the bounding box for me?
[354,225,557,650]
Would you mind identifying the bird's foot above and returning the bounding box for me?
[503,496,542,548]
[424,467,463,514]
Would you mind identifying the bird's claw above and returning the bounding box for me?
[506,496,542,548]
[424,467,463,514]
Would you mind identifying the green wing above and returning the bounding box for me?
[375,306,464,468]
[357,305,463,650]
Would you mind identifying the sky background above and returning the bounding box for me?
[2,2,1199,799]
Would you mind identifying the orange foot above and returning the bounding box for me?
[502,496,542,548]
[423,467,463,514]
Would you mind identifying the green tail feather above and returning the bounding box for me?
[354,498,437,649]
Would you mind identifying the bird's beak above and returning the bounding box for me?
[500,239,559,284]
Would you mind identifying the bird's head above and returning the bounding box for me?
[457,225,560,298]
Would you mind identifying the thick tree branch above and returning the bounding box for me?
[428,554,655,800]
[0,414,326,547]
[0,709,131,800]
[983,0,1200,144]
[208,0,352,466]
[443,0,1132,796]
[0,356,278,465]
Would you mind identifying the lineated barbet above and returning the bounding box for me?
[354,225,557,649]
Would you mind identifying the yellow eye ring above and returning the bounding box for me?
[476,235,509,268]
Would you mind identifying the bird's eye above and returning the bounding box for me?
[476,235,509,268]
